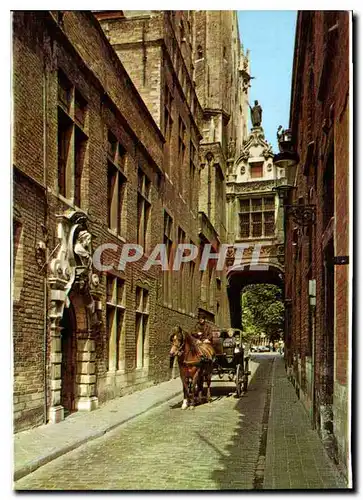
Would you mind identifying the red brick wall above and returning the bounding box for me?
[12,11,212,431]
[287,10,350,467]
[13,171,46,431]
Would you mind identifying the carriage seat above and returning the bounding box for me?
[211,330,224,355]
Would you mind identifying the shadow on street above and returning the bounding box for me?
[209,355,274,490]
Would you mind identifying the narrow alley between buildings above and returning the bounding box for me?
[12,10,352,492]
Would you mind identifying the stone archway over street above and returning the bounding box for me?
[227,263,284,329]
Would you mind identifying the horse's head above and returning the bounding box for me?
[169,326,184,358]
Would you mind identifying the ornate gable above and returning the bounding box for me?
[236,126,274,165]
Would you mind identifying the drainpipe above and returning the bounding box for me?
[43,267,48,424]
[311,305,316,428]
[309,278,317,429]
[42,42,50,424]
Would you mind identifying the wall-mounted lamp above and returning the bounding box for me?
[273,126,315,228]
[273,182,295,202]
[274,127,300,184]
[273,180,316,228]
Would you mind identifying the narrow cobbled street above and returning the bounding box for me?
[15,355,346,490]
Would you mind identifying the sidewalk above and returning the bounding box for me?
[14,377,182,481]
[263,357,348,489]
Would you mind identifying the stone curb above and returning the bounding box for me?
[14,389,182,482]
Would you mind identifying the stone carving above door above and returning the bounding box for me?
[47,209,101,423]
[48,209,101,330]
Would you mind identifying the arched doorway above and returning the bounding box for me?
[60,303,77,416]
[47,209,100,423]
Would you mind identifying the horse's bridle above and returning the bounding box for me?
[170,331,185,358]
[174,338,185,357]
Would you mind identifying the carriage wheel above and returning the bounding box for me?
[243,375,248,393]
[243,358,249,393]
[236,364,243,397]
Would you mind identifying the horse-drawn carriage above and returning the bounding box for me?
[169,326,251,409]
[212,329,251,397]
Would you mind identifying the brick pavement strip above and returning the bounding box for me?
[263,356,348,490]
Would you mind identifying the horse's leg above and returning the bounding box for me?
[206,365,212,403]
[194,370,202,404]
[182,385,189,409]
[181,373,189,410]
[190,370,199,409]
[198,371,204,403]
[198,368,205,403]
[186,376,192,409]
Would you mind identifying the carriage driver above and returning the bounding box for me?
[191,315,215,362]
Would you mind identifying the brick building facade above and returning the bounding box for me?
[95,10,244,328]
[13,11,245,431]
[193,11,245,326]
[285,11,351,478]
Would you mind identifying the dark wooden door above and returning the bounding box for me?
[60,305,76,416]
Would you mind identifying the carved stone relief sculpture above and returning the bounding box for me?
[240,150,250,162]
[263,145,274,160]
[47,209,101,423]
[228,138,236,159]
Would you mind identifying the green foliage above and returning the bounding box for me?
[241,284,284,342]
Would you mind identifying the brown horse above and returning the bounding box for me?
[169,326,214,409]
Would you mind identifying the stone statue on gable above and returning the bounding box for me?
[249,100,263,127]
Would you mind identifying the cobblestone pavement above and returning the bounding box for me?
[263,357,347,489]
[14,377,183,481]
[15,355,347,491]
[15,357,270,490]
